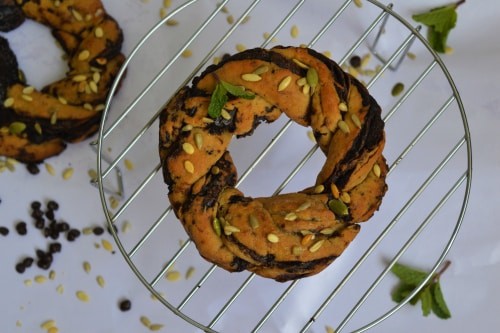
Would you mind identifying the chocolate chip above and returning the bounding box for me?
[15,221,27,235]
[349,55,361,68]
[49,242,62,253]
[26,163,40,175]
[31,209,44,219]
[118,299,132,311]
[47,200,59,211]
[92,226,104,236]
[15,262,26,274]
[31,201,42,210]
[0,226,9,236]
[22,257,34,268]
[67,229,81,241]
[57,222,69,232]
[45,209,55,220]
[37,258,51,270]
[34,218,45,229]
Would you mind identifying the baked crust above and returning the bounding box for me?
[159,46,388,281]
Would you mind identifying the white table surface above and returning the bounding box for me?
[0,0,498,332]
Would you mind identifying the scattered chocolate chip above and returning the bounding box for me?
[47,200,59,211]
[49,242,62,253]
[37,258,51,270]
[119,299,132,311]
[0,226,9,236]
[349,55,362,68]
[15,221,27,235]
[57,222,69,232]
[22,257,34,268]
[34,218,45,229]
[26,163,40,175]
[31,209,44,219]
[67,229,81,241]
[15,262,26,274]
[31,201,42,210]
[45,209,55,220]
[92,226,104,236]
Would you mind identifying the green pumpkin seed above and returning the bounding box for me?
[306,67,318,88]
[328,199,349,217]
[9,122,26,134]
[391,82,404,97]
[213,218,221,237]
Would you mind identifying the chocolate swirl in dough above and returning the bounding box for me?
[159,46,388,282]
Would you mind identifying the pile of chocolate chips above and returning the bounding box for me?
[13,200,82,274]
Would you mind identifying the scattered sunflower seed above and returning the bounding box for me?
[290,25,299,38]
[101,239,114,252]
[253,65,269,75]
[48,327,59,333]
[284,212,298,221]
[149,324,164,331]
[296,201,311,212]
[49,270,56,280]
[165,270,181,281]
[72,74,87,82]
[76,290,90,302]
[307,130,316,143]
[24,279,32,287]
[407,52,417,60]
[296,77,307,87]
[83,261,91,273]
[78,49,90,61]
[236,43,246,52]
[62,167,74,180]
[194,132,203,149]
[182,124,193,132]
[45,163,56,176]
[140,316,152,328]
[71,9,83,21]
[340,192,351,204]
[226,15,234,24]
[181,49,192,58]
[56,284,64,294]
[185,266,196,280]
[314,184,324,193]
[41,319,57,330]
[220,109,232,120]
[326,325,336,333]
[122,221,132,233]
[241,15,251,24]
[166,18,178,26]
[96,275,106,288]
[391,82,405,97]
[34,275,47,284]
[338,102,348,112]
[124,159,134,171]
[224,225,241,235]
[293,58,308,69]
[354,0,363,8]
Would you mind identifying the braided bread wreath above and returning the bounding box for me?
[0,0,124,166]
[159,46,388,282]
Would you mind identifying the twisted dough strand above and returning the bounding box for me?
[159,46,388,281]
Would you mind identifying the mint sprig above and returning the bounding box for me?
[412,1,465,53]
[390,261,452,319]
[208,80,255,118]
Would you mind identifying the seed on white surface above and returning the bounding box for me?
[322,50,332,58]
[41,319,56,330]
[185,266,195,280]
[290,25,299,38]
[48,327,59,333]
[140,316,152,328]
[23,279,32,287]
[354,0,363,8]
[166,19,178,26]
[101,239,114,252]
[83,261,91,273]
[165,270,181,281]
[122,221,132,233]
[181,49,192,58]
[149,324,164,331]
[49,270,56,280]
[56,284,64,294]
[241,15,251,24]
[236,43,246,52]
[96,275,106,288]
[45,163,55,175]
[226,15,234,24]
[34,275,47,284]
[76,290,90,302]
[62,167,74,180]
[123,158,134,171]
[163,0,172,8]
[307,130,316,143]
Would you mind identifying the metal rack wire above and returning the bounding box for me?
[93,0,472,332]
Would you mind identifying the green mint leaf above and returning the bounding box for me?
[431,282,452,319]
[391,262,429,286]
[391,282,415,303]
[208,83,228,119]
[412,2,460,53]
[220,80,255,99]
[420,286,433,316]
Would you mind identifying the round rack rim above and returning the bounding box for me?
[95,0,472,331]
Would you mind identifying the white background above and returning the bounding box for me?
[0,0,498,332]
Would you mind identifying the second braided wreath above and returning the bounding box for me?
[159,46,388,282]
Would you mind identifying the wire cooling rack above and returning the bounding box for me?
[93,0,472,331]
